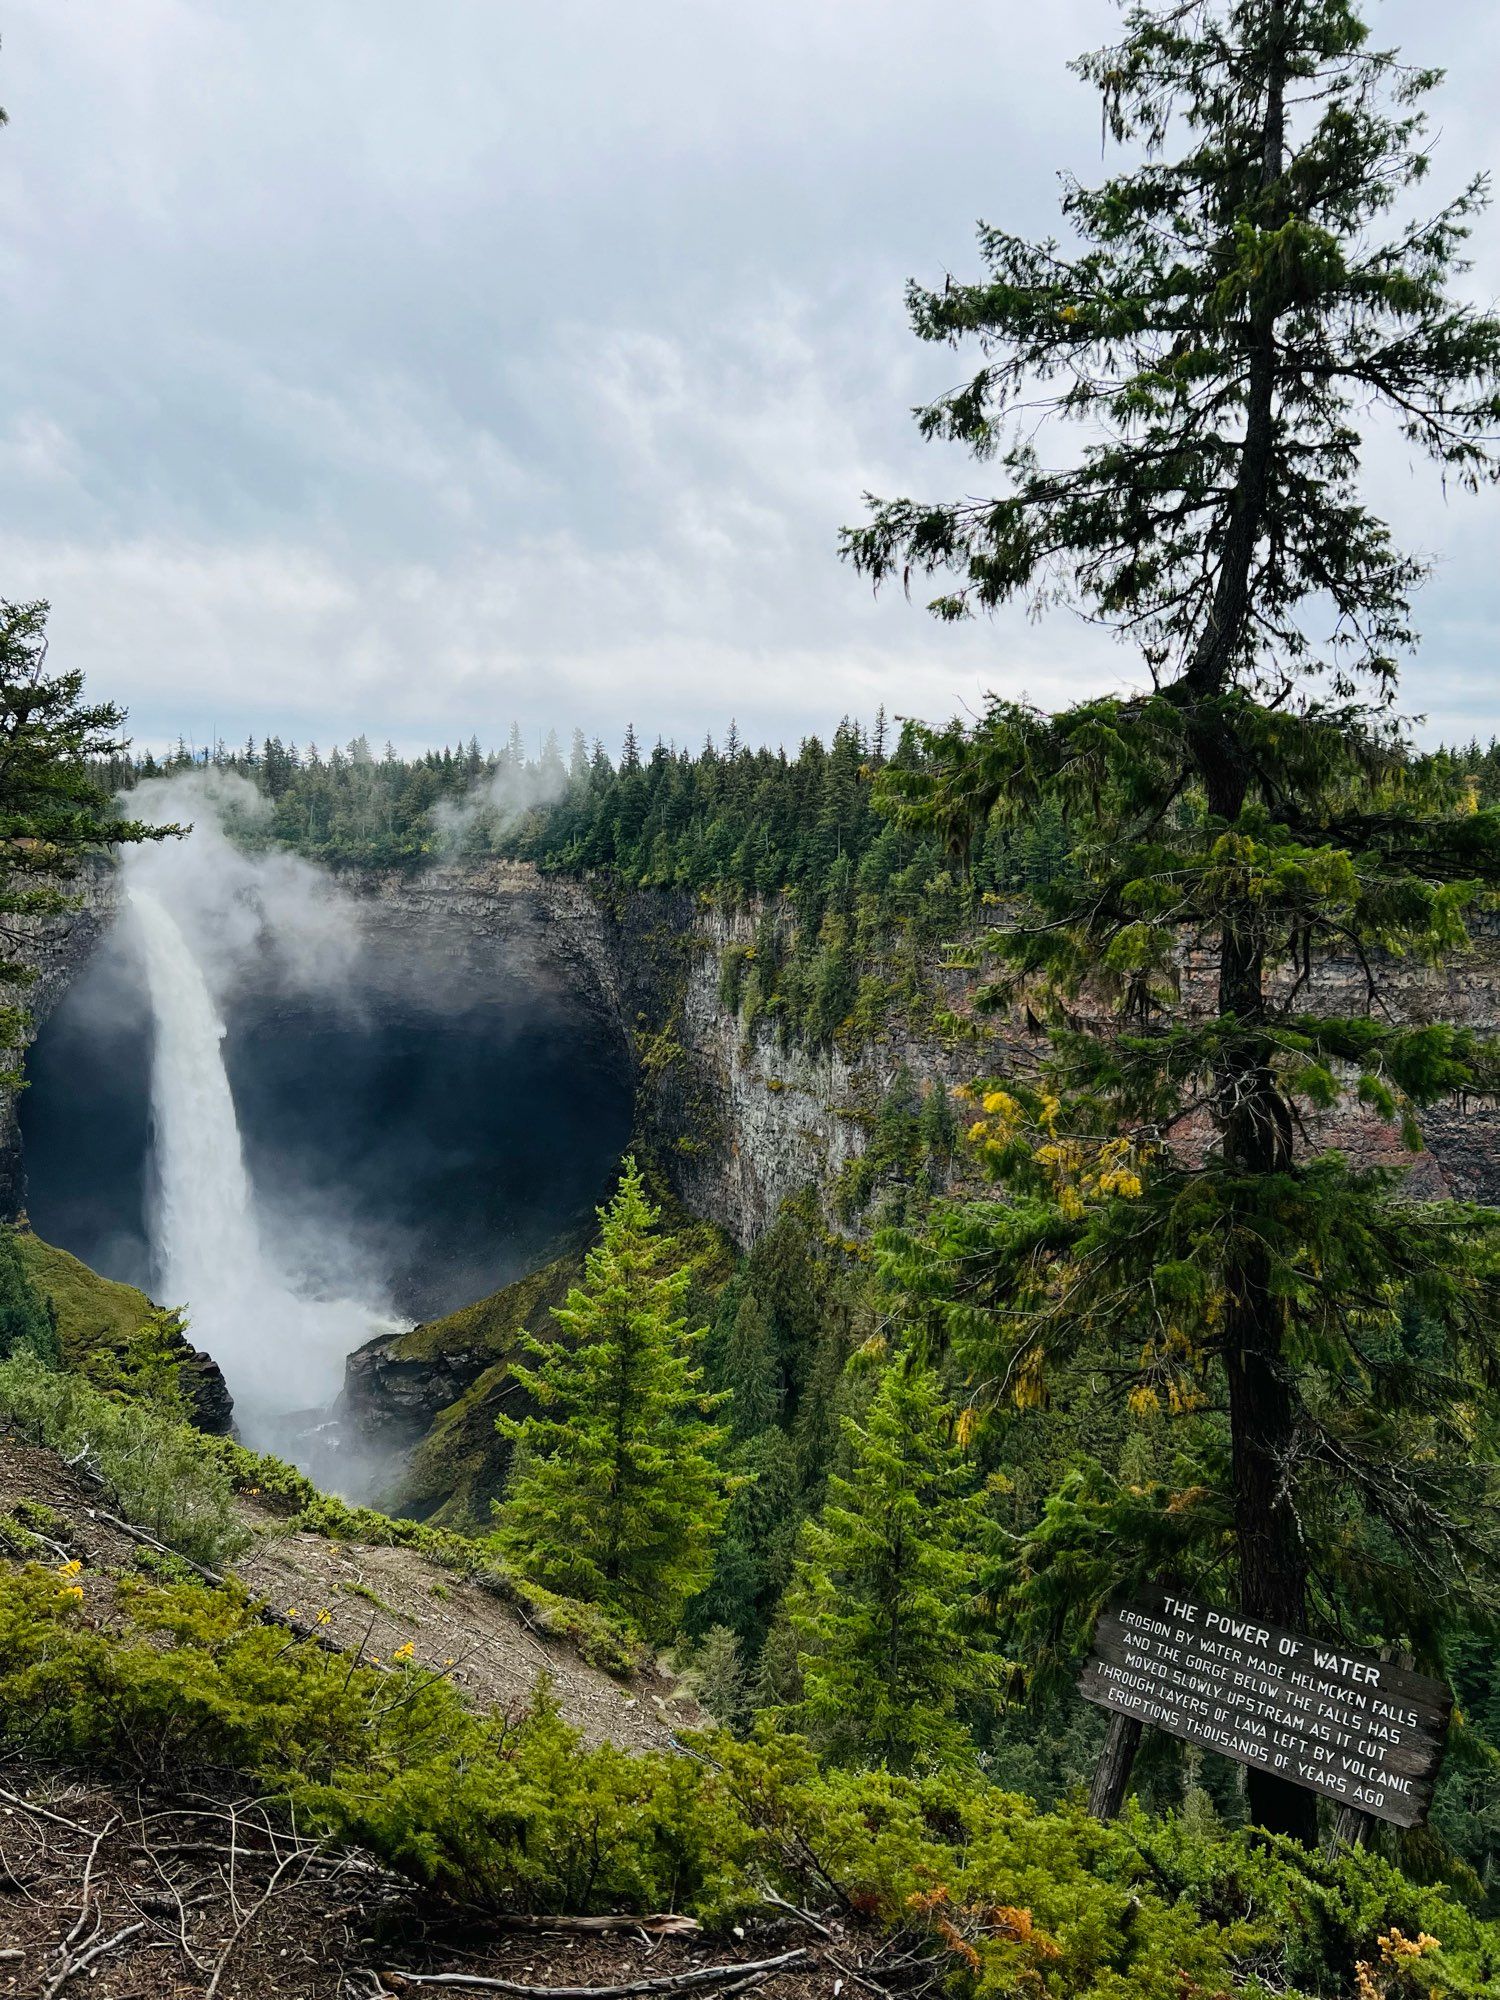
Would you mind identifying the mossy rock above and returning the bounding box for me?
[12,1230,154,1365]
[382,1357,523,1531]
[12,1230,235,1433]
[385,1255,577,1367]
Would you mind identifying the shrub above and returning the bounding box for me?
[0,1562,751,1917]
[712,1729,1500,1998]
[0,1354,248,1566]
[1,1559,1496,1987]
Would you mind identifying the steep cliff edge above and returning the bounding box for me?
[14,856,1500,1461]
[15,855,1500,1251]
[0,860,119,1216]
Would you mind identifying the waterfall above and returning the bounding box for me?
[125,879,383,1439]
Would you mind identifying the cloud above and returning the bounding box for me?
[2,0,1498,753]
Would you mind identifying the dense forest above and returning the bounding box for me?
[107,714,1500,895]
[7,3,1500,1995]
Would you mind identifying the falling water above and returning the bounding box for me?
[125,880,384,1442]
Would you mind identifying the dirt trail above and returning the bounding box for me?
[234,1511,696,1751]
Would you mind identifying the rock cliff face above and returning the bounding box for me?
[15,855,1500,1253]
[0,861,120,1216]
[15,849,1500,1498]
[586,890,992,1245]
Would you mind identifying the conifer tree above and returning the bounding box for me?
[723,1292,780,1437]
[494,1161,730,1639]
[785,1358,995,1771]
[0,601,168,1087]
[848,1,1500,1836]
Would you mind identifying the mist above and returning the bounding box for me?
[428,742,573,851]
[120,774,401,1444]
[22,770,634,1471]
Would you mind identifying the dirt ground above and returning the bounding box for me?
[0,1768,862,2000]
[234,1519,695,1753]
[0,1433,844,1994]
[0,1431,698,1754]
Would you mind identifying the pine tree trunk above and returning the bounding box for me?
[1178,3,1315,1843]
[1216,891,1317,1843]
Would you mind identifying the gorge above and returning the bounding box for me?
[12,819,1500,1494]
[14,824,632,1461]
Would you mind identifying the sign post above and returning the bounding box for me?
[1080,1587,1450,1832]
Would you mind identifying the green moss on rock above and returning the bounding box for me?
[386,1254,577,1367]
[12,1230,153,1364]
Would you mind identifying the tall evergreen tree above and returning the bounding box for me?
[0,601,168,1087]
[785,1358,995,1772]
[848,1,1500,1837]
[723,1291,781,1437]
[494,1161,730,1639]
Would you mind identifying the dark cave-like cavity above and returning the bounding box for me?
[19,911,632,1327]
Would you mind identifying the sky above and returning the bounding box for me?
[2,0,1499,760]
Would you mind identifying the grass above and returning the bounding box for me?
[12,1229,155,1366]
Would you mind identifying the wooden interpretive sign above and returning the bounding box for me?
[1080,1586,1450,1827]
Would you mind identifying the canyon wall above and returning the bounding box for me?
[339,866,1500,1243]
[11,856,1500,1250]
[0,862,120,1215]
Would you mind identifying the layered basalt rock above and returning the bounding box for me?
[13,853,1500,1465]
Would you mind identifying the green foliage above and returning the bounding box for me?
[495,1161,731,1639]
[713,1727,1500,1998]
[0,1511,45,1559]
[84,1308,194,1415]
[0,1352,248,1566]
[841,3,1500,693]
[690,1198,877,1660]
[834,1067,956,1223]
[0,601,171,1083]
[783,1357,999,1771]
[842,0,1500,1842]
[682,1624,751,1734]
[4,1558,1497,1987]
[722,1292,780,1437]
[0,1227,58,1364]
[0,1562,750,1917]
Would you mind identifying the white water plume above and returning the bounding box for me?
[120,778,397,1442]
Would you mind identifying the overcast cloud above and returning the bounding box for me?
[2,0,1498,757]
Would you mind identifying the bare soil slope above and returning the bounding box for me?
[0,1430,697,1754]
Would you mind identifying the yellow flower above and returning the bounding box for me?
[392,1641,415,1662]
[59,1583,85,1603]
[315,1607,332,1625]
[56,1558,83,1579]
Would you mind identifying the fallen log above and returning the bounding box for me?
[367,1946,811,1996]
